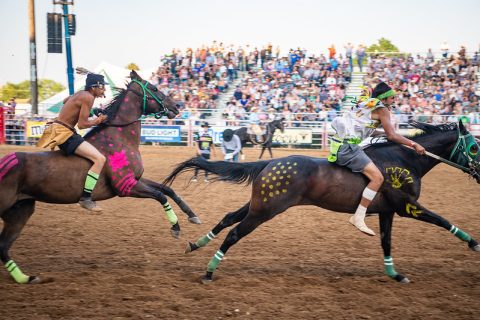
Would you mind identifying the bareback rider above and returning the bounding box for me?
[37,73,109,212]
[329,82,426,236]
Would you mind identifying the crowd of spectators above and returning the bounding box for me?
[220,45,352,127]
[364,46,480,124]
[147,41,355,126]
[148,41,241,122]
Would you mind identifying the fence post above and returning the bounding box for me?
[0,107,4,144]
[322,118,328,151]
[187,119,193,147]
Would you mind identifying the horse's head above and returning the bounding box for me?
[273,118,286,133]
[451,120,480,183]
[129,70,179,119]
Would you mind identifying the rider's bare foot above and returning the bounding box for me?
[78,197,102,212]
[349,216,375,236]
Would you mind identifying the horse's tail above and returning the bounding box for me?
[163,156,272,186]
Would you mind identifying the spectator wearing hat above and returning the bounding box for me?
[221,129,242,162]
[193,122,216,182]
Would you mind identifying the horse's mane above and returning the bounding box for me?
[84,87,128,139]
[370,121,458,148]
[409,121,458,138]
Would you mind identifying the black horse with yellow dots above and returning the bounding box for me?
[164,121,480,283]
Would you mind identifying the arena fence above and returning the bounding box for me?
[2,108,480,150]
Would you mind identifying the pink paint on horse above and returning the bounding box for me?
[114,171,138,196]
[108,150,130,172]
[0,153,18,182]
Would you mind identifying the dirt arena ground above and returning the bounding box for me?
[0,145,479,320]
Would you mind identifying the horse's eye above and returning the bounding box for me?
[470,144,478,155]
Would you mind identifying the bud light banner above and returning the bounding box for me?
[141,126,181,143]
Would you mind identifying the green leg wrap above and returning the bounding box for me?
[5,260,30,284]
[163,202,178,225]
[384,256,398,278]
[196,231,216,248]
[450,225,471,242]
[207,250,224,273]
[84,171,99,194]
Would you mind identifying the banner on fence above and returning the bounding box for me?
[26,121,48,138]
[273,128,313,144]
[141,125,181,142]
[0,108,4,144]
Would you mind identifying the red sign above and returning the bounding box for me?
[0,107,4,144]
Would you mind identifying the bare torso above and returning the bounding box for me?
[57,91,94,128]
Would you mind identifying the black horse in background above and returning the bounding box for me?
[234,118,285,159]
[164,121,480,283]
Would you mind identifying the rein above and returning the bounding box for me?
[404,128,480,178]
[104,79,169,127]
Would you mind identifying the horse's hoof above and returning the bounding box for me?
[200,275,213,284]
[28,276,54,284]
[468,239,480,252]
[394,274,410,284]
[170,229,181,239]
[185,241,198,254]
[471,244,480,252]
[188,216,202,224]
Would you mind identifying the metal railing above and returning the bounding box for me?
[2,110,480,149]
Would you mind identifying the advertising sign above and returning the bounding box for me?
[273,128,313,145]
[26,121,48,138]
[141,126,182,143]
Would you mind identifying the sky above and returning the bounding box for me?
[1,0,479,87]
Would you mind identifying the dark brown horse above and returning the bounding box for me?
[0,71,200,284]
[234,118,285,159]
[165,121,480,283]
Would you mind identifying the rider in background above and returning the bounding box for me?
[329,82,426,236]
[37,73,109,212]
[248,106,264,143]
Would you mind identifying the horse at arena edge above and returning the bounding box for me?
[234,118,285,159]
[0,70,201,284]
[164,120,480,283]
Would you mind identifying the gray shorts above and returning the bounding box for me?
[336,144,372,172]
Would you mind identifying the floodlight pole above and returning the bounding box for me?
[54,1,75,94]
[28,0,38,114]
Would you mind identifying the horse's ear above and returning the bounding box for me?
[459,119,468,134]
[130,70,139,80]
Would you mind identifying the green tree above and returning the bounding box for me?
[38,79,65,101]
[0,79,65,102]
[126,63,140,71]
[367,38,400,53]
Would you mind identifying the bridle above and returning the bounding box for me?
[128,79,169,119]
[105,79,171,127]
[406,127,480,180]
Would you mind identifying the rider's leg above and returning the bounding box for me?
[350,162,384,236]
[74,141,106,211]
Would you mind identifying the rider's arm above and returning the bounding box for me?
[77,94,105,129]
[375,107,425,155]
